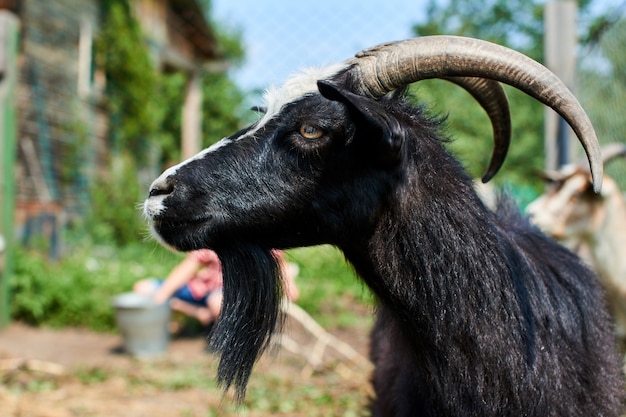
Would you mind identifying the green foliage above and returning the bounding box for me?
[411,0,620,193]
[201,21,249,146]
[60,111,90,191]
[87,0,250,243]
[579,17,626,188]
[9,242,182,331]
[75,366,110,385]
[417,0,545,57]
[410,81,545,190]
[151,72,188,164]
[238,373,366,416]
[211,20,245,66]
[95,0,172,164]
[84,152,146,245]
[412,0,549,191]
[95,0,249,164]
[10,0,258,330]
[287,245,371,328]
[202,71,250,147]
[9,242,368,332]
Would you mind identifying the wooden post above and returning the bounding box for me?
[0,10,19,328]
[544,1,578,171]
[77,16,94,99]
[181,69,203,160]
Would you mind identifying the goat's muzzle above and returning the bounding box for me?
[149,180,174,198]
[144,177,175,220]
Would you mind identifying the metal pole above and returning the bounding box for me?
[544,1,578,170]
[0,11,20,328]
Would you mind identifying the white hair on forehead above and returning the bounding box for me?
[257,63,348,127]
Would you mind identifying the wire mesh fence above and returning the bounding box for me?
[578,16,626,187]
[212,0,423,95]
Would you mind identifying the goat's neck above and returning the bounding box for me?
[343,175,507,343]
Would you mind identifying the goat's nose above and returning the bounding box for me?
[149,178,175,197]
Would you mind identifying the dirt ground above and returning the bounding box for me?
[0,308,373,417]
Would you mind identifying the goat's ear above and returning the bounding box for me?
[317,80,404,166]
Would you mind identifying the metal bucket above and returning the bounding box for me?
[112,292,170,358]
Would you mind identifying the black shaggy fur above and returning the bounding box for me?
[368,196,623,416]
[209,244,283,400]
[146,81,625,416]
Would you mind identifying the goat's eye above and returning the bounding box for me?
[299,124,323,139]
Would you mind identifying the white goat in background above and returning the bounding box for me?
[527,143,626,348]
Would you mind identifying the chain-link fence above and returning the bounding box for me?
[213,0,424,94]
[579,14,626,187]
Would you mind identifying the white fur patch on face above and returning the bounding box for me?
[256,63,349,131]
[149,140,231,191]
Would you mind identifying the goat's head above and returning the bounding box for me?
[145,36,603,252]
[143,36,604,397]
[527,143,626,241]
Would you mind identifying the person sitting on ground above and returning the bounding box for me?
[133,249,299,326]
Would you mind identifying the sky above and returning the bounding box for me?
[211,0,625,99]
[211,0,426,94]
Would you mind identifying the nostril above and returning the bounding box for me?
[149,180,175,197]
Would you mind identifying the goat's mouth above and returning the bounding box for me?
[148,215,214,252]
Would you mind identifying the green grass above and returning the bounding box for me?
[10,241,185,331]
[286,245,372,327]
[9,240,371,332]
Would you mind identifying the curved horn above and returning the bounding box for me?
[341,36,603,192]
[600,143,626,165]
[443,77,510,182]
[536,169,573,183]
[574,142,626,171]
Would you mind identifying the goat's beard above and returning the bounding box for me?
[209,244,284,401]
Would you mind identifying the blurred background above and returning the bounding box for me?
[0,0,625,415]
[1,0,626,360]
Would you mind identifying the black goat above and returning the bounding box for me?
[144,37,624,416]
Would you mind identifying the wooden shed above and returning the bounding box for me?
[1,0,219,257]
